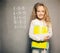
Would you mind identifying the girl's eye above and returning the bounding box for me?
[37,10,45,12]
[37,11,40,12]
[42,10,45,12]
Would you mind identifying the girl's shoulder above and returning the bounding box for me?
[31,19,39,24]
[31,19,39,23]
[31,19,45,26]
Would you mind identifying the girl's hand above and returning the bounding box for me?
[44,36,49,41]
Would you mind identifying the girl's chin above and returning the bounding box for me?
[39,17,44,19]
[37,17,44,20]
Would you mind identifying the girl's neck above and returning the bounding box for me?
[36,18,44,21]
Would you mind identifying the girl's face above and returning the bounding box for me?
[36,6,45,20]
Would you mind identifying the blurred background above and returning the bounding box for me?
[0,0,60,53]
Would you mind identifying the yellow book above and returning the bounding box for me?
[33,25,48,34]
[31,41,48,49]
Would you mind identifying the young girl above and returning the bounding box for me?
[29,2,52,53]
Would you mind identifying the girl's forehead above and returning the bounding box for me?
[37,6,45,10]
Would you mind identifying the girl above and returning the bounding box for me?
[29,2,52,53]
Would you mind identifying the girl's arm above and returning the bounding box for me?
[29,21,44,41]
[44,23,53,41]
[48,23,53,38]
